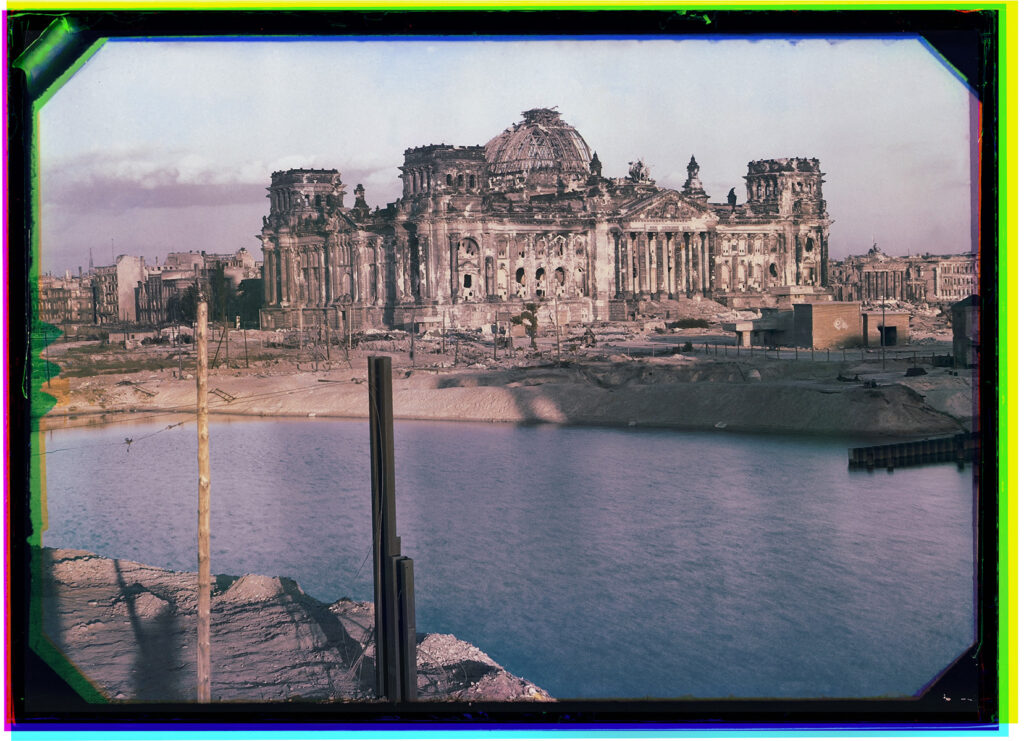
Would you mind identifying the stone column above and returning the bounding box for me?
[449,234,460,303]
[667,233,676,298]
[618,234,626,298]
[262,250,273,304]
[612,233,622,298]
[702,233,711,295]
[663,233,672,297]
[287,249,298,305]
[637,233,648,296]
[318,248,328,307]
[420,235,431,300]
[374,238,385,306]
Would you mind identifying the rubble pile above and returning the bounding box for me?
[38,548,553,703]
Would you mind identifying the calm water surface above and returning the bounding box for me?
[40,417,975,699]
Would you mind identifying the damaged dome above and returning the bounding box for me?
[484,108,592,181]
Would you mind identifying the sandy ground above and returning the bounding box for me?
[37,547,553,703]
[39,328,974,437]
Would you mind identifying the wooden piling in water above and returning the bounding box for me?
[368,356,417,702]
[848,433,978,470]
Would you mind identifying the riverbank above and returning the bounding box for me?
[39,342,974,436]
[37,548,552,703]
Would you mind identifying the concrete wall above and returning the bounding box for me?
[861,311,910,346]
[791,302,861,348]
[951,297,980,366]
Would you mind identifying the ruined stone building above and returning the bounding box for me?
[37,272,96,326]
[830,245,978,304]
[257,108,832,330]
[135,248,261,325]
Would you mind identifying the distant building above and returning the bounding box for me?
[133,248,261,325]
[830,245,977,304]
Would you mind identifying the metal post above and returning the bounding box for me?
[494,313,498,362]
[243,327,249,369]
[196,301,211,703]
[881,302,887,371]
[368,356,417,702]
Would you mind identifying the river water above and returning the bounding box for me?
[38,417,975,700]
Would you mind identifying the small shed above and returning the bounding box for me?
[791,302,862,348]
[950,294,980,367]
[861,309,911,347]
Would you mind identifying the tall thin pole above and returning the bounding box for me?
[196,300,211,703]
[493,312,498,362]
[881,302,887,371]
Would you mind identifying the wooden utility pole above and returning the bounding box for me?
[243,326,249,369]
[494,312,498,362]
[196,300,211,703]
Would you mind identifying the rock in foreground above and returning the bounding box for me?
[38,548,552,703]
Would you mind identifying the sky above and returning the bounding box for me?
[38,36,976,276]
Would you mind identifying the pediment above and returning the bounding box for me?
[619,190,708,221]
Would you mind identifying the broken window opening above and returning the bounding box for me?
[464,274,473,289]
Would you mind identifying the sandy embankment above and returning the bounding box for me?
[37,547,552,703]
[43,353,973,437]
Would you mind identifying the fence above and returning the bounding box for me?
[662,343,956,366]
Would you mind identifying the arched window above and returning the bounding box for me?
[458,174,465,188]
[446,174,453,187]
[464,274,472,288]
[516,267,525,285]
[469,175,476,189]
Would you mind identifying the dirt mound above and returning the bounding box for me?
[37,547,553,703]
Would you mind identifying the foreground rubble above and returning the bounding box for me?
[37,548,552,703]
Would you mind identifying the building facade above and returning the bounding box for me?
[258,108,831,330]
[830,245,978,304]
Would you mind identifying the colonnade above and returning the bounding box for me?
[263,238,388,309]
[859,270,908,301]
[406,168,432,195]
[614,230,710,299]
